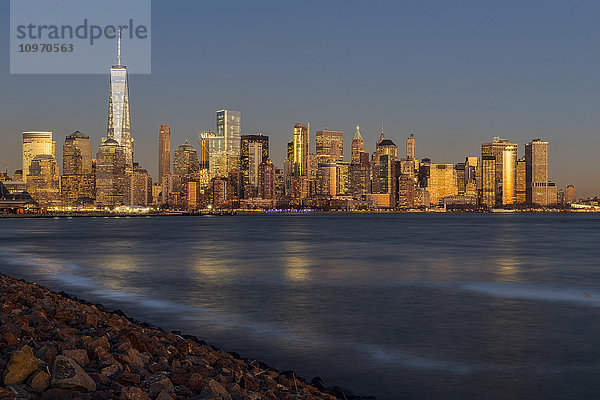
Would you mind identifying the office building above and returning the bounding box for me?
[158,124,171,184]
[351,125,365,164]
[22,131,55,182]
[481,138,518,207]
[516,157,526,204]
[258,160,276,199]
[565,185,576,203]
[95,138,127,207]
[61,131,95,205]
[525,139,553,206]
[27,155,60,207]
[502,146,517,205]
[173,141,200,176]
[212,110,241,175]
[427,164,458,206]
[316,129,344,163]
[106,29,134,171]
[130,163,152,206]
[293,123,309,177]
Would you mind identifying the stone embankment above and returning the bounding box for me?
[0,274,373,400]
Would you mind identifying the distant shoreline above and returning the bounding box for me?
[0,209,597,218]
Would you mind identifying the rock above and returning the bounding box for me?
[188,394,222,400]
[63,349,89,367]
[155,391,173,400]
[51,355,96,392]
[101,364,120,377]
[85,336,110,351]
[120,387,150,400]
[187,373,204,392]
[0,387,15,399]
[3,345,40,385]
[40,388,72,400]
[30,370,51,391]
[240,375,260,392]
[205,379,232,400]
[150,378,175,394]
[1,332,18,347]
[35,345,58,365]
[115,371,141,386]
[119,348,144,368]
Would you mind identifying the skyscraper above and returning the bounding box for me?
[406,133,416,160]
[315,129,344,163]
[525,139,553,205]
[173,141,200,175]
[565,185,576,203]
[63,131,92,175]
[426,164,458,206]
[240,134,269,191]
[247,142,263,189]
[22,131,55,182]
[213,110,241,175]
[351,125,364,164]
[95,139,127,207]
[293,123,309,176]
[107,29,133,171]
[62,131,94,205]
[158,124,171,184]
[501,146,517,205]
[199,131,216,170]
[481,138,518,207]
[516,157,526,204]
[258,160,276,199]
[27,155,60,207]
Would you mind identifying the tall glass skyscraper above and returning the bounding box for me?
[210,110,241,176]
[107,29,133,171]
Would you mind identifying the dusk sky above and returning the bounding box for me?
[1,0,599,197]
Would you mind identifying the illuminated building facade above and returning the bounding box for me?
[199,131,215,170]
[427,163,458,206]
[565,185,576,203]
[316,129,344,163]
[351,125,364,164]
[173,141,200,176]
[158,124,171,184]
[516,157,526,204]
[107,30,133,171]
[293,123,309,177]
[95,139,127,207]
[212,110,241,175]
[501,146,517,205]
[61,131,95,205]
[27,155,60,206]
[525,139,553,206]
[481,138,518,207]
[258,160,276,199]
[22,131,55,182]
[129,163,152,206]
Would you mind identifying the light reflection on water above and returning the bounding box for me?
[1,213,600,400]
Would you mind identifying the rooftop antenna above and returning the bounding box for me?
[117,26,121,66]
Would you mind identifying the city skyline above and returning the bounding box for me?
[1,1,600,197]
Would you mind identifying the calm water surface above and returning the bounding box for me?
[1,214,600,399]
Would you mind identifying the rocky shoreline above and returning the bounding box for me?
[0,273,374,400]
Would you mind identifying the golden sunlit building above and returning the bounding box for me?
[27,154,60,207]
[22,131,55,182]
[516,157,526,204]
[427,163,458,206]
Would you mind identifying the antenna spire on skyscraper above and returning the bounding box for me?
[117,27,121,66]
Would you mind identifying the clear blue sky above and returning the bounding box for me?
[1,0,599,197]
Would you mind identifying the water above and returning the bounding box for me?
[1,213,600,399]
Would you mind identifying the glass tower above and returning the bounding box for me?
[107,29,133,171]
